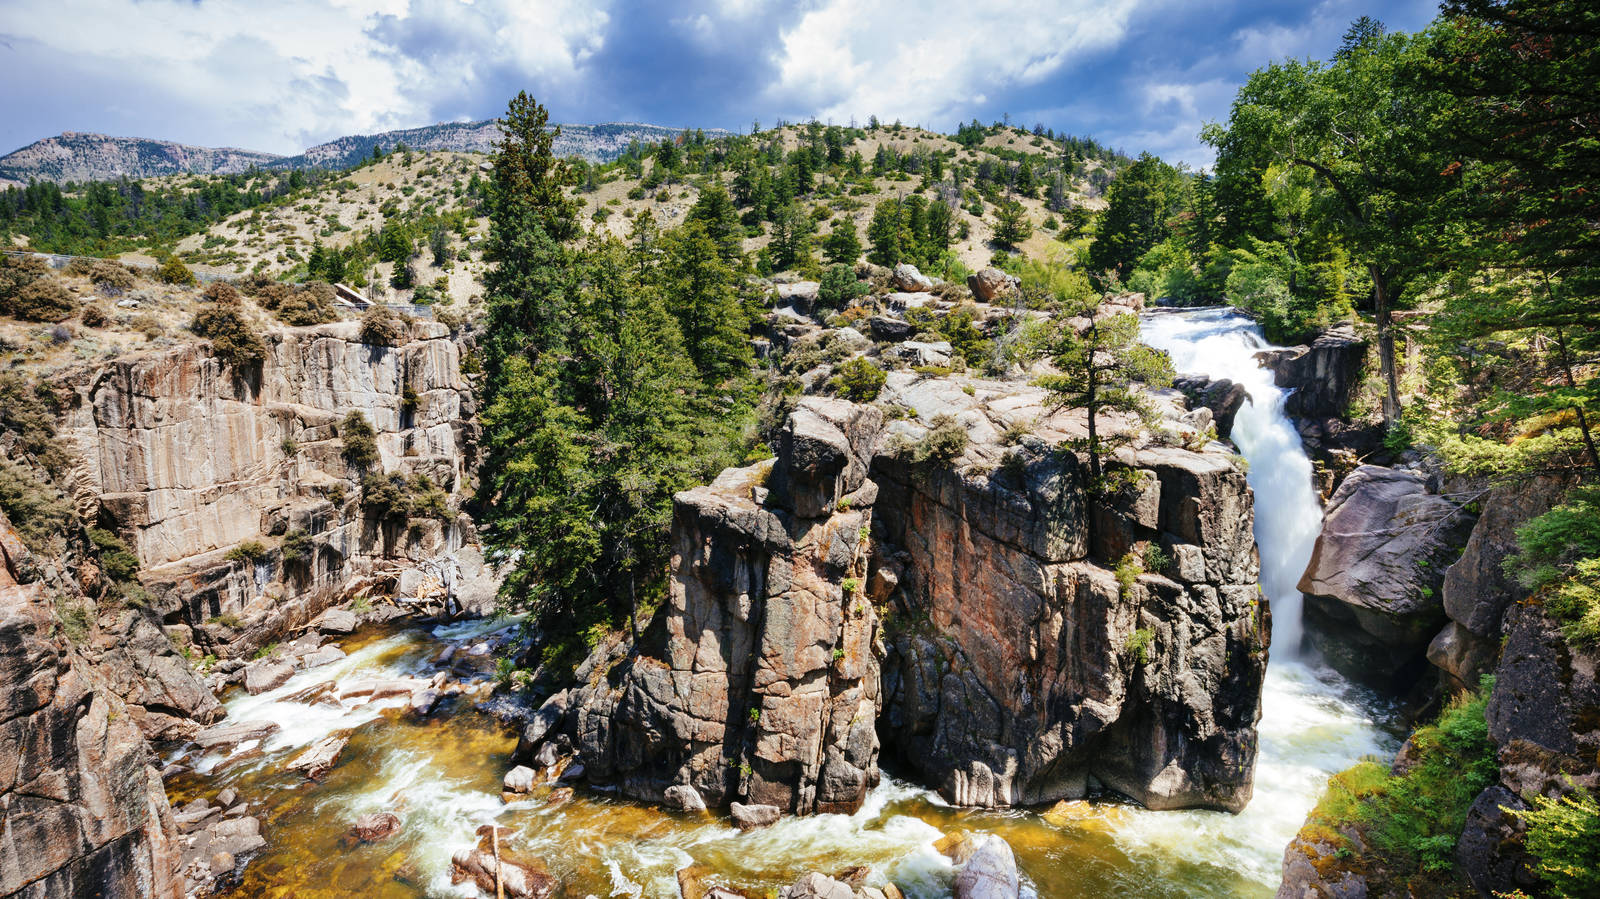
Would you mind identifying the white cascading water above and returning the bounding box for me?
[1115,307,1396,890]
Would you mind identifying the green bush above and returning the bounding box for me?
[1515,784,1600,899]
[1304,677,1498,881]
[88,260,135,291]
[156,257,196,285]
[1508,486,1600,645]
[190,296,266,368]
[912,414,968,463]
[275,283,337,326]
[1125,627,1155,665]
[359,305,405,345]
[340,411,380,470]
[4,278,76,322]
[1115,551,1143,599]
[224,540,270,564]
[1142,544,1170,576]
[0,458,73,554]
[0,373,68,474]
[831,357,886,402]
[87,527,140,583]
[360,471,449,522]
[0,255,49,306]
[280,529,313,567]
[818,264,869,310]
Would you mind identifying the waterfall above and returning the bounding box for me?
[1139,307,1322,653]
[1095,308,1397,892]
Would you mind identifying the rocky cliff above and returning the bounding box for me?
[0,517,182,899]
[0,317,484,895]
[524,365,1269,817]
[62,319,478,674]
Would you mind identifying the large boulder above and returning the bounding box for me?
[1299,465,1475,682]
[953,834,1020,899]
[890,264,934,292]
[1173,374,1249,440]
[966,268,1018,303]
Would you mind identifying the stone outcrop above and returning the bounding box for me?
[60,319,481,663]
[1253,326,1365,421]
[0,514,182,899]
[966,268,1019,303]
[872,374,1265,812]
[1299,465,1475,683]
[533,362,1269,816]
[1173,375,1248,440]
[530,398,885,816]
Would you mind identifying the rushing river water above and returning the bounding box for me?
[172,308,1400,899]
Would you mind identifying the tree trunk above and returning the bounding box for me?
[1369,264,1402,426]
[1554,326,1600,475]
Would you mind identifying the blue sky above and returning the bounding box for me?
[0,0,1439,168]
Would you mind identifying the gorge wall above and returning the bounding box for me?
[524,371,1269,817]
[0,318,482,894]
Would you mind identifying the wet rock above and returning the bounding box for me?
[301,644,347,669]
[1276,835,1369,899]
[286,734,348,780]
[409,687,442,716]
[216,787,237,810]
[504,765,537,794]
[316,608,360,635]
[953,834,1020,899]
[730,802,781,831]
[450,847,558,899]
[209,851,235,877]
[967,267,1018,302]
[1253,326,1365,420]
[782,872,857,899]
[174,803,221,831]
[1441,475,1573,642]
[891,263,934,292]
[193,719,281,751]
[1173,374,1249,440]
[243,658,295,694]
[664,784,707,812]
[345,812,402,845]
[1455,785,1534,896]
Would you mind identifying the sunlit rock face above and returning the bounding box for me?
[540,377,1270,815]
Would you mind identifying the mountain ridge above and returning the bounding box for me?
[0,120,729,186]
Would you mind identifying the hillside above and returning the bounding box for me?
[0,132,282,188]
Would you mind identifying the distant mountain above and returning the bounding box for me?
[0,121,727,187]
[0,132,282,186]
[275,120,725,170]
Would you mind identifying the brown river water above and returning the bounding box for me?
[166,618,1396,899]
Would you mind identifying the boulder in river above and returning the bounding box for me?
[193,719,280,752]
[730,802,781,831]
[343,812,401,846]
[952,834,1020,899]
[450,847,557,899]
[316,608,359,635]
[242,658,294,694]
[286,734,348,780]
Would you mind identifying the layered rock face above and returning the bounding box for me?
[1254,326,1365,421]
[0,516,181,899]
[62,319,477,663]
[536,372,1269,816]
[544,398,885,814]
[872,376,1266,811]
[1298,465,1475,683]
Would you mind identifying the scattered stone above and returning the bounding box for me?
[242,659,294,695]
[286,734,349,780]
[867,315,916,342]
[781,872,855,899]
[344,811,402,846]
[301,645,347,668]
[953,834,1020,899]
[891,263,934,292]
[504,765,537,794]
[664,784,707,812]
[450,847,558,899]
[209,851,235,877]
[730,802,780,831]
[316,608,359,635]
[215,787,238,810]
[967,267,1018,302]
[193,719,281,751]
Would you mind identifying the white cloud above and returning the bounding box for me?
[764,0,1143,127]
[0,0,612,153]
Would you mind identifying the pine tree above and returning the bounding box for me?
[687,183,743,263]
[823,217,863,266]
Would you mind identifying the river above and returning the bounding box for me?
[170,308,1399,898]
